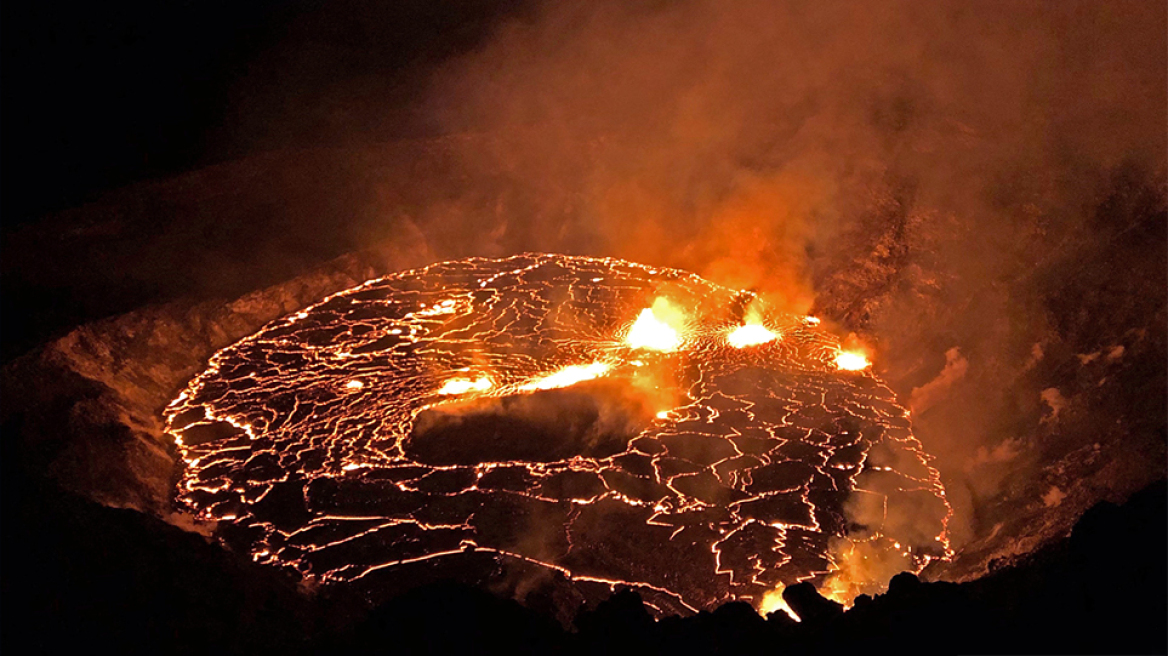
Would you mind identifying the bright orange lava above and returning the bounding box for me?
[518,361,611,391]
[759,585,802,622]
[626,299,684,351]
[437,377,493,395]
[727,323,778,348]
[834,351,871,371]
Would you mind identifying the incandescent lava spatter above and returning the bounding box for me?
[165,254,951,616]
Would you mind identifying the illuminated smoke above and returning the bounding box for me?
[189,1,1164,572]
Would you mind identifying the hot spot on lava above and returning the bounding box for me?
[165,254,950,617]
[834,351,871,371]
[728,323,778,348]
[625,298,686,352]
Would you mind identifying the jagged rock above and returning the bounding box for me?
[1,248,429,512]
[575,589,655,634]
[887,571,923,596]
[782,581,843,624]
[574,589,657,653]
[347,581,564,656]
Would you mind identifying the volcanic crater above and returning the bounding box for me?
[163,254,950,617]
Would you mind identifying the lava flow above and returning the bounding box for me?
[165,254,951,616]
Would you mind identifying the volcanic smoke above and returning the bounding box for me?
[166,254,951,615]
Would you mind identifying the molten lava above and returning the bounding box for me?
[437,377,493,395]
[727,323,778,348]
[518,361,612,391]
[759,585,801,622]
[834,351,871,371]
[165,254,950,617]
[626,298,685,351]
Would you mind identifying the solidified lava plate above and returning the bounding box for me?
[165,254,950,615]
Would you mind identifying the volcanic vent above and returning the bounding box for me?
[165,254,951,615]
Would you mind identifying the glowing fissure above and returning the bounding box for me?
[518,361,612,391]
[165,254,951,617]
[437,377,493,395]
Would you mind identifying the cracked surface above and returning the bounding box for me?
[166,254,950,615]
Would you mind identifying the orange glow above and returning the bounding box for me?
[437,377,493,395]
[518,362,611,391]
[727,323,778,348]
[820,579,857,608]
[758,586,801,622]
[165,254,951,621]
[834,351,870,371]
[626,298,684,351]
[416,298,459,316]
[819,539,912,608]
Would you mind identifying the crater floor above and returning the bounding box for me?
[166,254,950,615]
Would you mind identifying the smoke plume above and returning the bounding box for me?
[398,0,1166,566]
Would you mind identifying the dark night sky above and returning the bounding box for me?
[1,1,539,360]
[1,1,527,226]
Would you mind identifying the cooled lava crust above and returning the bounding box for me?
[166,254,950,615]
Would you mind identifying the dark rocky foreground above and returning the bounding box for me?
[4,470,1164,655]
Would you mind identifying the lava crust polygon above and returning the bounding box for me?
[165,254,950,615]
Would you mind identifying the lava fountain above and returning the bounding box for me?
[165,254,951,616]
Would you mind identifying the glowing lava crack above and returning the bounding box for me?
[166,254,951,616]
